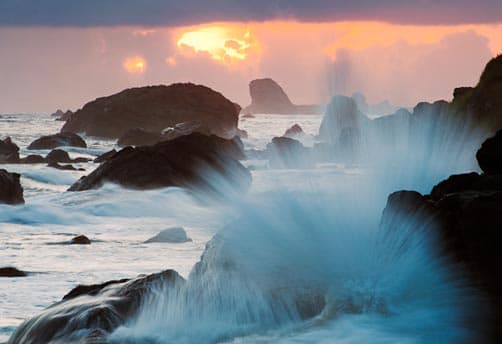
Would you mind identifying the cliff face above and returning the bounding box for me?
[241,78,322,115]
[61,83,240,139]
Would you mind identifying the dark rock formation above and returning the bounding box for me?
[117,128,164,147]
[0,267,27,277]
[8,270,184,344]
[144,227,192,243]
[27,133,87,150]
[46,149,72,163]
[94,149,117,163]
[70,235,91,245]
[241,78,322,115]
[61,84,240,139]
[283,124,304,138]
[476,129,502,174]
[19,155,45,164]
[68,133,250,194]
[380,134,502,342]
[0,137,20,163]
[266,137,314,169]
[51,109,73,121]
[0,169,24,205]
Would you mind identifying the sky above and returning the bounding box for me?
[0,1,501,113]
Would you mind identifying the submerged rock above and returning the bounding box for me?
[61,83,239,139]
[47,162,84,171]
[144,227,192,243]
[0,267,27,277]
[0,169,24,205]
[70,235,91,245]
[18,154,45,164]
[27,132,87,150]
[8,270,184,344]
[68,133,250,194]
[0,137,20,163]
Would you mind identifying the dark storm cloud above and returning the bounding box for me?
[0,0,501,27]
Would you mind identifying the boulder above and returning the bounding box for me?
[8,270,184,344]
[117,128,164,147]
[0,137,20,163]
[61,83,239,139]
[68,133,250,194]
[0,169,24,204]
[0,267,27,277]
[476,130,502,174]
[241,78,322,115]
[27,133,87,150]
[46,149,72,163]
[19,155,45,164]
[144,227,192,243]
[70,235,91,245]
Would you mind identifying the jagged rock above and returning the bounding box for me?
[144,227,192,243]
[0,267,27,277]
[0,137,20,163]
[27,132,87,150]
[61,84,239,139]
[94,149,117,163]
[476,130,502,174]
[241,78,322,115]
[8,270,184,344]
[0,169,24,204]
[68,133,250,194]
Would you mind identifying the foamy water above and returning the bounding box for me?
[0,113,488,343]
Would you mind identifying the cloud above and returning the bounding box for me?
[0,0,501,27]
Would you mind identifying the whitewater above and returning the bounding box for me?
[0,112,489,343]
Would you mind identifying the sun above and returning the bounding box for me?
[176,25,257,63]
[123,56,146,74]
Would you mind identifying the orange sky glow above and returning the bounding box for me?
[0,20,500,113]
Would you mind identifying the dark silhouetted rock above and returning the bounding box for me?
[61,84,239,139]
[283,124,304,138]
[68,133,250,194]
[0,169,24,205]
[9,270,184,344]
[46,149,72,163]
[117,128,164,147]
[476,130,502,174]
[70,235,91,245]
[19,155,45,164]
[0,267,27,277]
[94,149,117,163]
[50,109,65,118]
[266,137,314,169]
[27,132,87,150]
[144,227,192,243]
[0,137,20,163]
[241,78,322,115]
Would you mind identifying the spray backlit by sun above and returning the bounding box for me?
[177,25,257,63]
[123,56,146,74]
